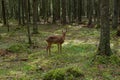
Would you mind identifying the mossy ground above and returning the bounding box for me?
[0,24,120,80]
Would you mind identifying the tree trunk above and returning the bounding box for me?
[78,0,82,23]
[112,0,119,29]
[96,0,101,28]
[33,0,39,34]
[98,0,112,56]
[25,0,32,46]
[87,0,93,27]
[61,0,67,24]
[67,0,72,23]
[21,0,25,25]
[18,0,21,25]
[52,0,58,23]
[1,0,7,25]
[28,0,31,22]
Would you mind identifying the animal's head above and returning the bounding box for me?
[62,28,67,36]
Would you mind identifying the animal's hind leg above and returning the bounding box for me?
[49,46,51,54]
[46,46,51,55]
[46,46,49,54]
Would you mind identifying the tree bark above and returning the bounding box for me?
[112,0,119,29]
[87,0,93,27]
[21,0,25,25]
[61,0,67,24]
[78,0,82,23]
[98,0,112,56]
[1,0,7,25]
[33,0,39,34]
[25,0,32,46]
[18,0,21,25]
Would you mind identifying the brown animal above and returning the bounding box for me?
[46,29,67,55]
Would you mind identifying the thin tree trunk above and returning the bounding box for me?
[61,0,67,24]
[78,0,82,24]
[67,0,72,23]
[28,0,31,22]
[87,0,93,27]
[112,0,119,29]
[18,0,21,25]
[21,0,25,25]
[33,0,39,34]
[1,0,7,25]
[25,0,32,46]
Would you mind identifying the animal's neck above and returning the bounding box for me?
[62,34,65,40]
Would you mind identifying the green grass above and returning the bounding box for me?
[42,67,84,80]
[0,24,120,80]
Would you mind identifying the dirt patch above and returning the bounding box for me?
[0,49,12,56]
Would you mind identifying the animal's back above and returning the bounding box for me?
[46,36,64,44]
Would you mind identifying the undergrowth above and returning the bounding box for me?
[42,67,84,80]
[7,43,29,53]
[0,25,120,80]
[92,54,120,66]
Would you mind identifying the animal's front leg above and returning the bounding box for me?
[58,44,60,54]
[60,44,62,53]
[49,48,51,54]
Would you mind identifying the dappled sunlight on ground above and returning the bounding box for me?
[63,39,98,47]
[0,24,120,79]
[9,70,26,78]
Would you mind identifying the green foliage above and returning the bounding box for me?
[8,30,17,37]
[0,69,8,75]
[43,67,84,80]
[27,49,32,54]
[102,72,113,80]
[0,35,2,39]
[64,43,96,55]
[0,25,120,80]
[94,56,109,64]
[66,67,84,78]
[43,68,65,80]
[93,54,120,65]
[22,64,34,71]
[7,43,29,53]
[109,54,120,65]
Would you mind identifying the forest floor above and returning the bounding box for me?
[0,24,120,80]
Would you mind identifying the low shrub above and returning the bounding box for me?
[43,67,84,80]
[7,43,29,53]
[92,54,120,66]
[109,54,120,65]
